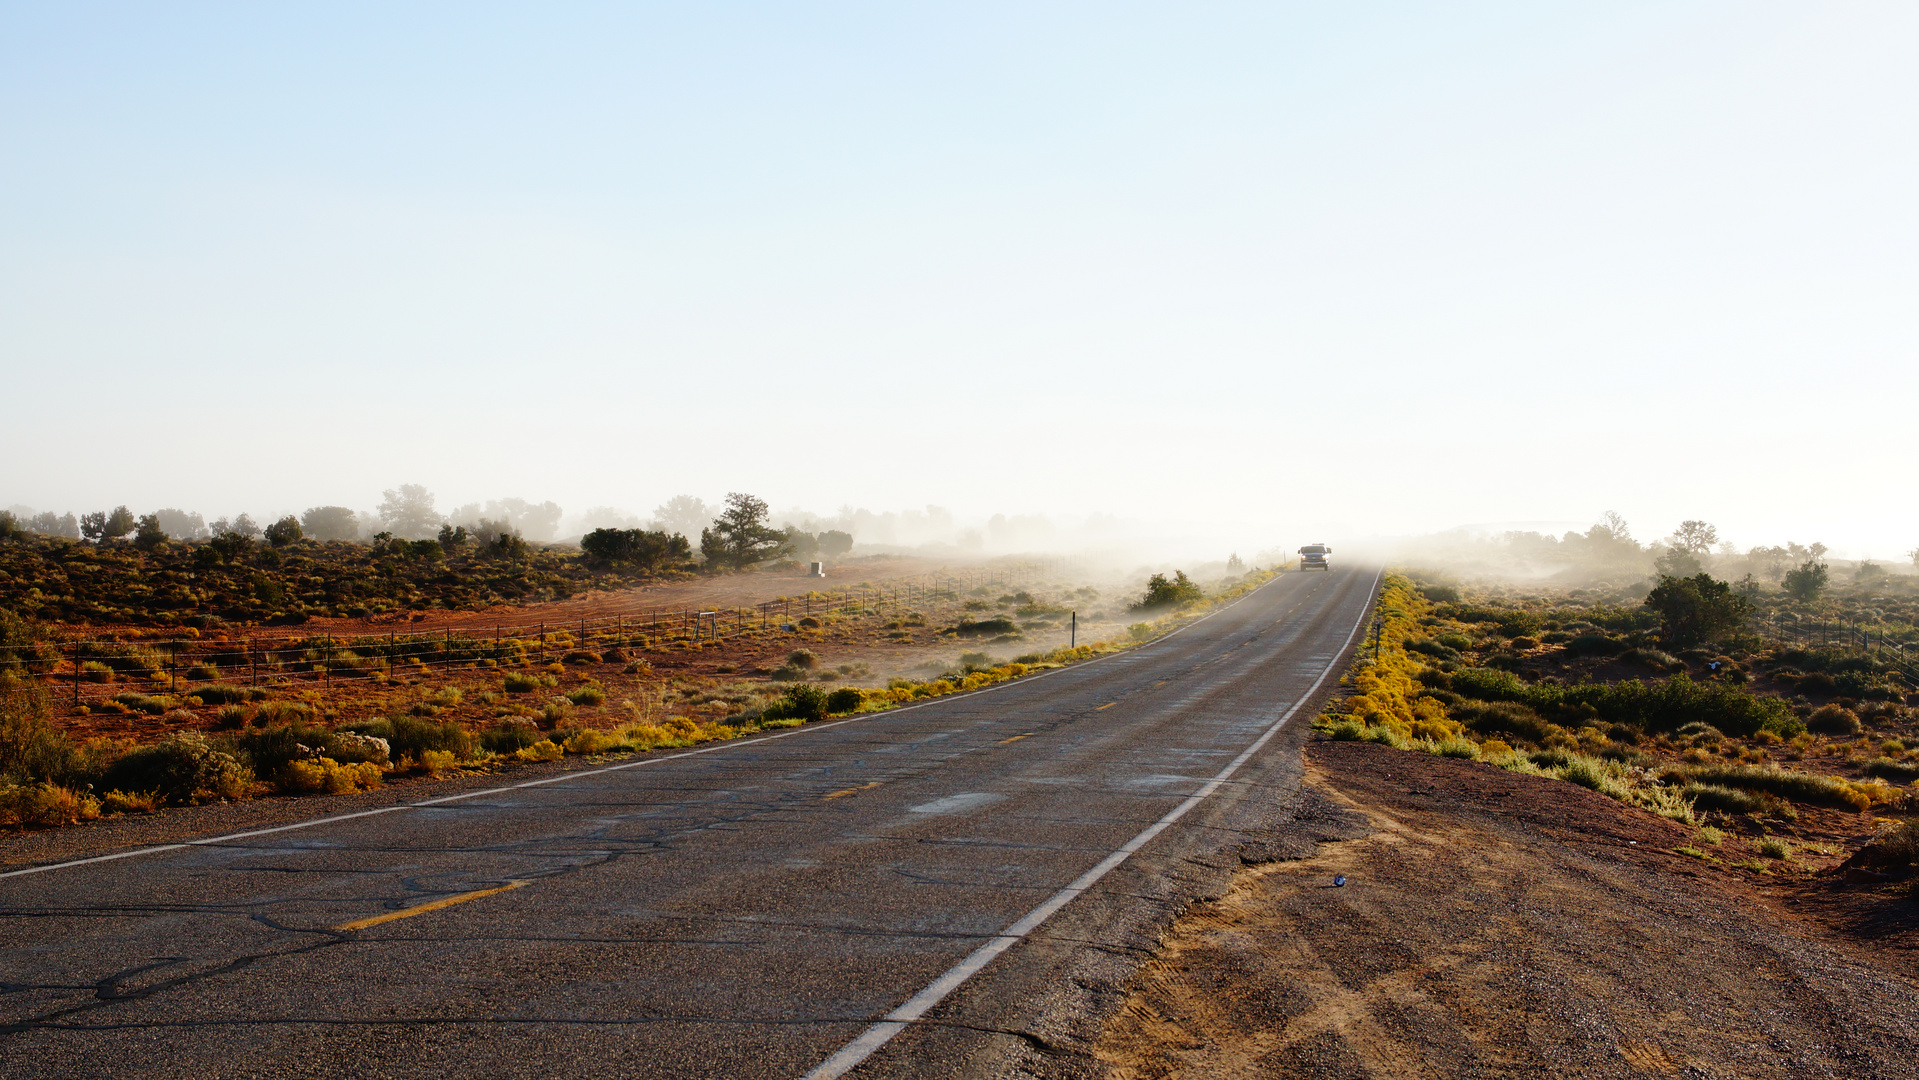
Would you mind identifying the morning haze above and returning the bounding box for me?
[4,7,1919,1079]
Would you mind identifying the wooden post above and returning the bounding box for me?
[251,638,258,687]
[72,640,81,707]
[539,623,545,664]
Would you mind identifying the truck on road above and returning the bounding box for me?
[1298,543,1331,571]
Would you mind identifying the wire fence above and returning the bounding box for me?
[0,558,1078,707]
[1749,613,1919,687]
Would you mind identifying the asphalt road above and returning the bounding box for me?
[0,566,1378,1079]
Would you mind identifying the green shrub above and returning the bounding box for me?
[774,684,829,723]
[1449,668,1799,739]
[825,687,863,714]
[193,684,260,705]
[786,649,820,671]
[503,672,541,693]
[1132,571,1203,611]
[385,716,473,762]
[101,733,252,805]
[567,685,606,706]
[1807,704,1861,736]
[234,722,334,779]
[1455,700,1555,743]
[1435,633,1473,651]
[1406,638,1463,662]
[953,618,1018,638]
[480,720,543,754]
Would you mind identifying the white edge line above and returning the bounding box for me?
[799,567,1383,1080]
[0,569,1299,882]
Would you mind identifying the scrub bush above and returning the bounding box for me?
[101,733,252,805]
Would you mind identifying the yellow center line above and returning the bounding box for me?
[824,781,883,799]
[1152,680,1166,688]
[997,733,1031,745]
[335,880,530,932]
[1095,702,1116,711]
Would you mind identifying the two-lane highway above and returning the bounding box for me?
[0,566,1379,1079]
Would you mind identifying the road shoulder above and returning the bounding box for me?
[1092,738,1919,1078]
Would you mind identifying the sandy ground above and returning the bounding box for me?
[1095,739,1919,1079]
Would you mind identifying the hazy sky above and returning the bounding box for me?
[4,3,1915,558]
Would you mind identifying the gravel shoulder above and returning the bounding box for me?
[1094,738,1919,1078]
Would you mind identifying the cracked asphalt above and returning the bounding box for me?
[0,567,1377,1079]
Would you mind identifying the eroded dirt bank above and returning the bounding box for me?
[1095,740,1919,1079]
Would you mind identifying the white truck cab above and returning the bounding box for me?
[1298,544,1331,571]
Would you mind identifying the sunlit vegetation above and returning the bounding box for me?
[1321,569,1918,866]
[0,531,697,626]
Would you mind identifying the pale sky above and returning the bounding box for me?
[4,3,1915,560]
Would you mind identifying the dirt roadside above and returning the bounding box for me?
[1094,739,1919,1078]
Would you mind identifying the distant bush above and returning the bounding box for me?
[1454,699,1556,743]
[579,528,691,570]
[567,686,606,706]
[1564,633,1622,657]
[786,649,820,671]
[264,516,303,548]
[1619,648,1680,672]
[825,688,863,714]
[1406,638,1463,662]
[1449,668,1799,739]
[192,684,261,705]
[1132,571,1203,612]
[1807,704,1861,736]
[1862,757,1919,783]
[953,618,1018,638]
[503,672,542,693]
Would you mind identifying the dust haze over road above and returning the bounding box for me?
[0,568,1378,1078]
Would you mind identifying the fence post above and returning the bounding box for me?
[72,640,80,707]
[539,624,545,664]
[251,638,258,687]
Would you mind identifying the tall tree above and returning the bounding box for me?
[378,484,441,540]
[1782,559,1830,602]
[699,493,784,570]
